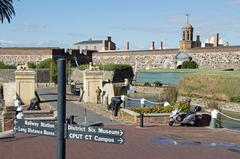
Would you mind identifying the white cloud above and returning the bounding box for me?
[0,39,68,48]
[0,40,17,47]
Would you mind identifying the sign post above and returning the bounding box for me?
[57,59,66,159]
[13,58,125,159]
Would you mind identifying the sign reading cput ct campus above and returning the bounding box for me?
[14,119,124,144]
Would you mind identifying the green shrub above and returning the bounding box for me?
[78,64,132,71]
[78,64,88,70]
[230,95,240,103]
[28,62,36,69]
[99,64,131,71]
[144,82,151,86]
[153,81,162,87]
[181,61,198,69]
[38,59,54,69]
[129,102,190,114]
[0,61,16,69]
[38,59,57,83]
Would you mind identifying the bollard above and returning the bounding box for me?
[121,95,125,108]
[140,98,145,108]
[210,109,219,128]
[140,114,144,128]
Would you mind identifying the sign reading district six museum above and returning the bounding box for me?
[67,124,124,144]
[14,119,125,144]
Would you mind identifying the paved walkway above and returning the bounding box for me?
[0,125,240,159]
[37,88,118,125]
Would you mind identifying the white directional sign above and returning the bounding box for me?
[14,119,56,137]
[14,119,125,144]
[67,130,124,144]
[67,124,124,144]
[67,124,124,137]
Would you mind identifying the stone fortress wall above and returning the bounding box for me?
[92,46,240,71]
[1,46,240,72]
[0,54,52,65]
[0,48,65,65]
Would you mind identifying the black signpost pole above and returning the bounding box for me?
[57,59,66,159]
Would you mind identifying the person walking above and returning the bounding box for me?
[96,86,102,104]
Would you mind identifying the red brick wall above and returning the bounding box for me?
[0,48,54,55]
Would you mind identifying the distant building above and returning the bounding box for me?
[202,33,225,47]
[72,36,116,53]
[179,14,201,51]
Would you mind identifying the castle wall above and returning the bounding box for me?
[0,48,65,65]
[188,46,240,69]
[93,49,179,71]
[0,55,52,65]
[93,46,240,71]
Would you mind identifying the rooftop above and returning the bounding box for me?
[74,39,102,45]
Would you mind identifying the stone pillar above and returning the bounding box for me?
[125,41,130,50]
[83,70,103,103]
[15,70,36,106]
[2,106,16,131]
[3,83,16,107]
[150,41,155,50]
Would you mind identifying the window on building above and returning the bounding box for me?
[94,46,97,50]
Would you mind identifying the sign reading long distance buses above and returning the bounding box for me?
[14,119,56,137]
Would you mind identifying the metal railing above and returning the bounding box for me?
[116,95,164,108]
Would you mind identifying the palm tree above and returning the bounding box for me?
[0,0,15,23]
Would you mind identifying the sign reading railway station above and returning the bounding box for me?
[14,119,125,144]
[14,119,56,137]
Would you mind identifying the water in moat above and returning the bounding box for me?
[135,72,191,85]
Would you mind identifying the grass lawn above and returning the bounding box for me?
[145,69,240,102]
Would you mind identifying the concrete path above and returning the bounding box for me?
[37,88,117,125]
[1,125,240,159]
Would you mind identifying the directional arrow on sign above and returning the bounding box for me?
[117,138,124,144]
[67,130,124,144]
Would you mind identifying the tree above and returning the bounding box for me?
[0,0,15,23]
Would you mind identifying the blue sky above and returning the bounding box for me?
[0,0,240,49]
